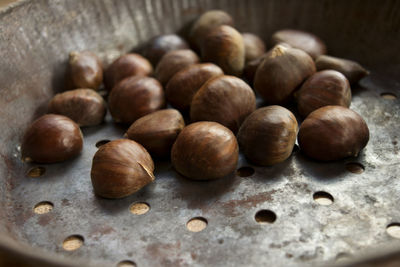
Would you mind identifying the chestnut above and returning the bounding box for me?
[296,70,351,118]
[242,32,266,63]
[243,43,291,84]
[143,34,189,67]
[48,89,107,127]
[104,53,153,91]
[154,49,199,86]
[125,109,185,158]
[108,76,165,124]
[171,121,238,180]
[254,44,316,105]
[237,106,298,166]
[190,75,256,133]
[298,106,369,161]
[21,114,83,163]
[201,25,245,76]
[271,29,327,59]
[69,51,103,90]
[189,10,234,51]
[165,63,224,111]
[315,55,369,84]
[91,139,154,198]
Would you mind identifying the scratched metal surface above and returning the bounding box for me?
[1,0,400,266]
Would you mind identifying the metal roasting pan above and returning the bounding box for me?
[1,0,400,266]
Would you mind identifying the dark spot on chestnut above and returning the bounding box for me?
[189,10,234,51]
[298,106,369,161]
[190,75,256,133]
[21,114,83,163]
[48,89,107,127]
[201,25,245,76]
[104,53,153,91]
[315,55,370,84]
[143,34,189,67]
[91,139,154,199]
[126,109,185,158]
[69,51,103,90]
[238,106,298,166]
[254,44,316,105]
[165,63,224,111]
[242,32,266,63]
[108,76,165,124]
[296,70,351,118]
[155,49,199,86]
[271,29,327,59]
[171,121,238,180]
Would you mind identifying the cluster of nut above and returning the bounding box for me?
[21,10,370,200]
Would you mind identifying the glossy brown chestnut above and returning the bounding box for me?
[254,44,316,105]
[271,29,327,59]
[154,49,199,86]
[190,75,256,133]
[143,34,189,67]
[296,70,351,118]
[315,55,370,84]
[108,76,165,124]
[48,89,107,127]
[238,106,298,166]
[69,51,103,90]
[171,121,238,180]
[189,10,234,51]
[91,139,154,198]
[21,114,83,163]
[104,53,153,91]
[242,32,266,63]
[125,109,185,158]
[201,25,245,76]
[298,106,369,161]
[165,63,224,111]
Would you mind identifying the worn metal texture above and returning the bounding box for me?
[1,0,400,266]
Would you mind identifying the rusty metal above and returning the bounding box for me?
[1,0,400,266]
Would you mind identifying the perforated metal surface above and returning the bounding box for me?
[1,1,400,266]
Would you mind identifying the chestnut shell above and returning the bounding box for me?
[171,121,238,180]
[126,109,185,158]
[69,51,103,90]
[315,55,369,84]
[242,32,266,63]
[296,70,351,118]
[237,106,298,166]
[108,76,165,124]
[271,29,327,59]
[298,106,369,161]
[143,34,189,67]
[104,53,153,91]
[201,25,245,76]
[189,10,234,50]
[165,63,224,111]
[91,139,155,198]
[48,89,107,127]
[190,75,256,133]
[21,114,83,163]
[254,44,316,105]
[154,49,199,86]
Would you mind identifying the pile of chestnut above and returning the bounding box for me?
[21,10,370,199]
